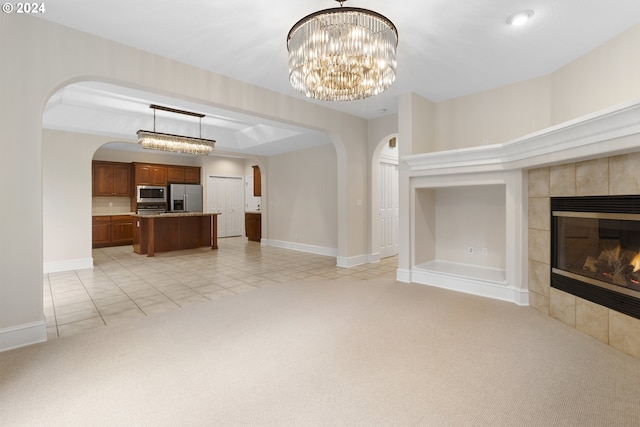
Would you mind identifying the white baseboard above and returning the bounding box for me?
[412,265,529,306]
[368,253,381,263]
[264,239,338,258]
[396,268,411,283]
[44,257,93,274]
[0,320,47,352]
[336,254,368,268]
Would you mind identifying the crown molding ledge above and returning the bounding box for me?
[403,99,640,176]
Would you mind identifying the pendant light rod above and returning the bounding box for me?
[149,104,205,118]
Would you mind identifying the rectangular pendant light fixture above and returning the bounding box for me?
[138,104,215,155]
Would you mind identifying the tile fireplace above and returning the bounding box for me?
[551,195,640,319]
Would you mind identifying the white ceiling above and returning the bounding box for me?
[37,0,640,156]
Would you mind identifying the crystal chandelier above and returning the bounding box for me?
[287,0,398,101]
[137,105,215,155]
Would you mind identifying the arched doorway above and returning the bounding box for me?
[370,134,399,261]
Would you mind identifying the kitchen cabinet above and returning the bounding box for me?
[245,212,261,242]
[184,166,201,184]
[135,163,200,186]
[92,216,111,246]
[92,161,131,196]
[134,163,168,186]
[167,166,201,184]
[110,215,134,245]
[92,215,133,247]
[252,165,261,197]
[132,212,219,256]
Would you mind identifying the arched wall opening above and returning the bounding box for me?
[42,79,344,273]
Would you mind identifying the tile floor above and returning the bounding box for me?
[43,237,398,339]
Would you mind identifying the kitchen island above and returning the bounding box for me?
[132,212,220,256]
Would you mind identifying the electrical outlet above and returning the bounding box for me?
[467,246,474,255]
[482,248,488,256]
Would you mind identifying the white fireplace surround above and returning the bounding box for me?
[400,99,640,305]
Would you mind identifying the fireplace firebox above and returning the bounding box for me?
[551,196,640,319]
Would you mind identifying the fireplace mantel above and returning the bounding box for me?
[401,99,640,306]
[403,98,640,176]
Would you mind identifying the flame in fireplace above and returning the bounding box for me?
[632,252,640,273]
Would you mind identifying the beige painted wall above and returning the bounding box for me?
[434,186,506,268]
[267,144,338,250]
[434,76,551,150]
[43,130,108,268]
[202,156,245,179]
[551,24,640,124]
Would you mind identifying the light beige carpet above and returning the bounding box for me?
[2,279,640,426]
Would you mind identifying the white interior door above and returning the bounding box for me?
[207,176,244,238]
[380,162,399,258]
[225,178,243,237]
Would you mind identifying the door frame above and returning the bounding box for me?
[370,133,399,262]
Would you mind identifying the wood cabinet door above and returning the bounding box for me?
[135,164,152,185]
[245,213,261,242]
[92,217,110,246]
[252,166,261,196]
[166,166,200,184]
[184,167,201,184]
[93,162,114,196]
[113,163,131,196]
[110,218,133,244]
[151,166,167,185]
[167,167,185,183]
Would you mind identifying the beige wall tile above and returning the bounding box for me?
[528,259,550,297]
[576,158,609,195]
[576,298,609,344]
[528,228,550,264]
[528,197,550,231]
[609,310,640,359]
[528,153,640,358]
[550,164,576,196]
[528,168,549,197]
[550,288,576,327]
[528,291,549,314]
[609,151,640,195]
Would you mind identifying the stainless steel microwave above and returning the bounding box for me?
[136,185,166,203]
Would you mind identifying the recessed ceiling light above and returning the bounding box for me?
[507,10,534,26]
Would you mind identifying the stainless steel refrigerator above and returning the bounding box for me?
[168,184,203,212]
